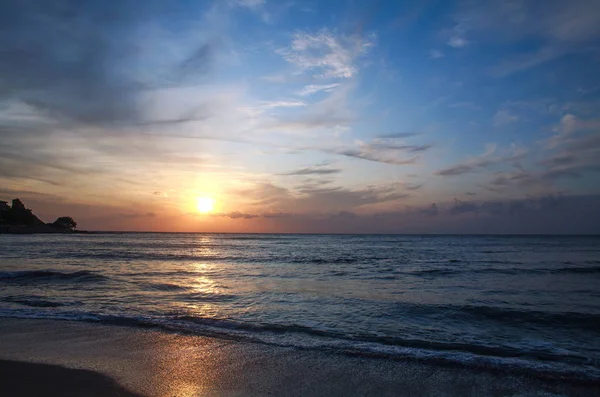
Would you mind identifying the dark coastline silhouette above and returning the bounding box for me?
[0,198,78,234]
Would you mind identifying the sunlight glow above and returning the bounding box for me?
[196,197,215,213]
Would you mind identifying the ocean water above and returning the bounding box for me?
[1,233,599,381]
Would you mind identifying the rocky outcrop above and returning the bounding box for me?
[0,198,77,234]
[0,199,45,227]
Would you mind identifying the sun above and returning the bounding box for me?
[196,197,215,213]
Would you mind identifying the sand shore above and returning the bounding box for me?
[0,318,598,396]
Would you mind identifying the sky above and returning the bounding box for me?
[1,0,599,233]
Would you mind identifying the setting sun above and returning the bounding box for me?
[196,197,215,213]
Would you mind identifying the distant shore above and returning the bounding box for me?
[1,318,598,397]
[0,226,88,234]
[0,198,79,234]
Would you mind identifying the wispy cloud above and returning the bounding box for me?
[376,132,421,139]
[325,133,432,165]
[277,29,374,79]
[279,166,342,176]
[448,102,481,110]
[335,148,418,165]
[214,211,259,219]
[449,199,478,215]
[267,83,355,131]
[447,0,600,75]
[489,46,565,77]
[259,100,306,109]
[436,144,525,176]
[429,50,444,59]
[233,180,411,214]
[493,109,519,127]
[447,36,468,48]
[296,84,340,96]
[369,144,433,153]
[539,115,600,181]
[233,0,266,9]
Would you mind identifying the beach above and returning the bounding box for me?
[2,233,600,396]
[1,318,599,397]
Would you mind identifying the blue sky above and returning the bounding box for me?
[1,0,599,233]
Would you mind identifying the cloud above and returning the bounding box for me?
[335,148,418,165]
[435,144,525,176]
[209,192,600,234]
[435,149,495,175]
[268,83,355,131]
[296,84,340,96]
[212,210,301,221]
[420,203,439,216]
[279,166,342,176]
[493,109,519,127]
[295,184,410,211]
[466,114,600,194]
[451,0,600,44]
[448,102,481,110]
[405,184,423,191]
[323,133,432,166]
[447,36,468,48]
[446,196,567,218]
[448,0,600,75]
[436,164,478,177]
[376,132,420,139]
[231,180,412,215]
[222,211,259,219]
[479,201,505,216]
[277,29,373,79]
[559,114,580,135]
[0,1,215,128]
[489,46,564,77]
[539,117,600,181]
[120,212,156,219]
[234,0,266,9]
[449,199,478,215]
[369,144,433,153]
[0,0,225,190]
[429,50,444,59]
[259,100,306,109]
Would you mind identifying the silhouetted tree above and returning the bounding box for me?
[52,216,77,231]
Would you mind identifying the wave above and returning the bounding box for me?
[0,270,108,283]
[550,266,600,274]
[24,249,390,265]
[177,292,239,302]
[1,296,67,308]
[224,235,297,241]
[374,301,600,333]
[136,282,192,292]
[410,265,600,277]
[451,304,600,333]
[1,308,598,382]
[290,257,363,264]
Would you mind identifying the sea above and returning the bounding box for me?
[1,233,599,381]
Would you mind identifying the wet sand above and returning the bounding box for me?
[0,318,598,397]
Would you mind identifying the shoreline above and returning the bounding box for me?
[1,318,599,396]
[1,311,598,384]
